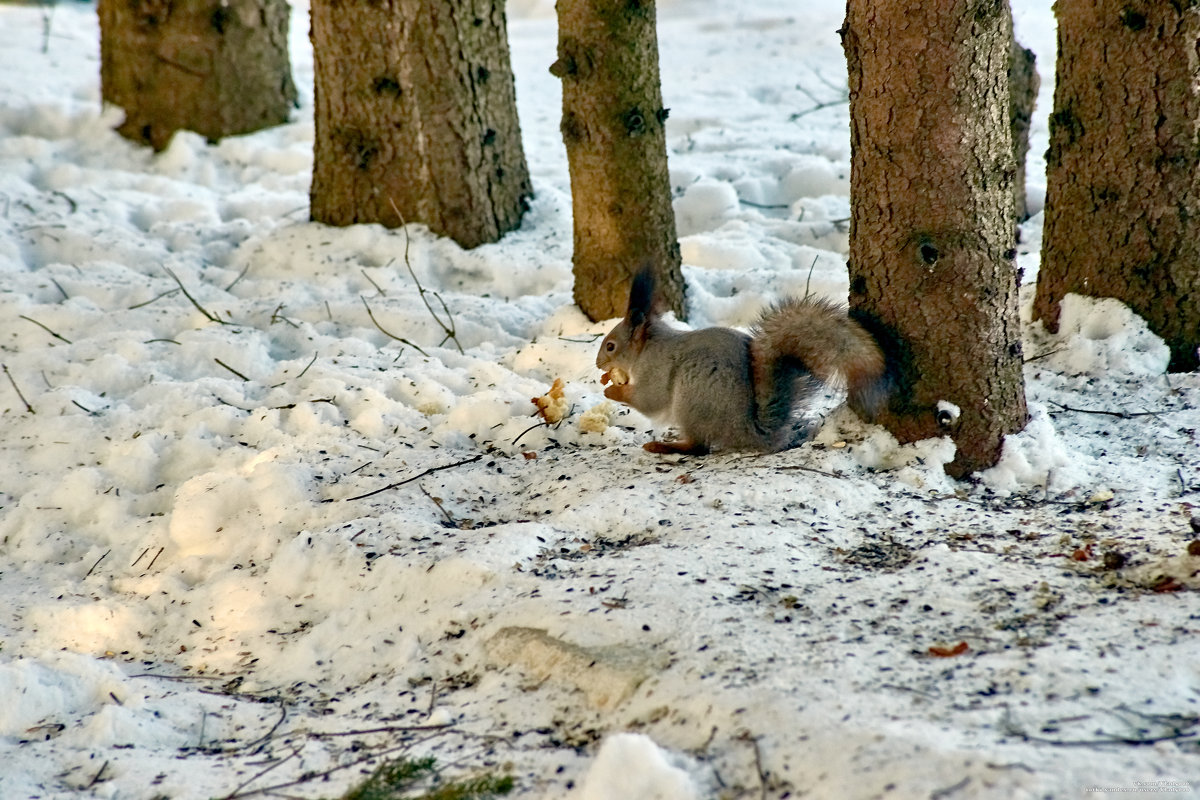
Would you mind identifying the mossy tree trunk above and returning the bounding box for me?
[1034,0,1200,373]
[552,0,684,322]
[310,0,531,250]
[98,0,296,152]
[841,0,1027,478]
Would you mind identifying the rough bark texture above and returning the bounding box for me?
[1034,0,1200,373]
[842,0,1027,479]
[1009,40,1038,223]
[310,0,531,249]
[98,0,296,152]
[553,0,684,322]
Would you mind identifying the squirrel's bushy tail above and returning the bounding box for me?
[749,297,888,434]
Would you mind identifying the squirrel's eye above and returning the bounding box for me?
[605,341,616,352]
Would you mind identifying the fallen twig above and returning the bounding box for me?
[71,399,98,415]
[214,358,251,382]
[306,723,454,740]
[420,484,460,527]
[738,199,790,210]
[737,731,768,800]
[145,546,164,570]
[1002,706,1200,748]
[361,296,429,357]
[221,741,418,799]
[19,314,71,344]
[220,746,302,800]
[129,288,181,309]
[388,199,463,354]
[83,760,109,790]
[511,420,549,446]
[293,352,318,382]
[269,304,300,329]
[164,266,230,325]
[241,699,288,754]
[345,454,484,501]
[930,777,971,800]
[224,262,252,292]
[1049,400,1160,419]
[361,268,387,296]
[85,549,110,579]
[3,364,35,413]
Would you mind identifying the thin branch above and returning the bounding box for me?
[345,455,483,502]
[511,420,549,446]
[361,297,429,357]
[1024,347,1062,363]
[19,315,71,343]
[738,199,790,210]
[304,723,453,739]
[240,699,288,753]
[387,199,463,354]
[1049,401,1160,419]
[214,358,251,382]
[71,399,98,415]
[737,732,768,800]
[220,746,301,800]
[129,288,181,310]
[419,484,459,527]
[293,352,318,383]
[361,268,387,296]
[1005,727,1199,748]
[221,741,421,799]
[1001,707,1200,748]
[789,96,848,121]
[83,760,109,790]
[774,464,844,479]
[3,364,35,413]
[269,304,300,329]
[145,546,164,570]
[224,262,252,292]
[163,267,230,325]
[85,549,111,578]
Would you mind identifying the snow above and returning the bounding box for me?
[2,1,1199,798]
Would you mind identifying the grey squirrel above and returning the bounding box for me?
[596,270,890,454]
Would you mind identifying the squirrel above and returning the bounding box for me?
[596,269,890,454]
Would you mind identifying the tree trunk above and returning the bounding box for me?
[310,0,531,250]
[552,0,684,322]
[841,0,1027,479]
[1034,0,1200,373]
[1009,40,1038,223]
[98,0,296,152]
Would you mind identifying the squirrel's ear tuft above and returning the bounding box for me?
[627,268,656,328]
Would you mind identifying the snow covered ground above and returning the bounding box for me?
[2,0,1199,797]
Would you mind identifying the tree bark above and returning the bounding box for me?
[310,0,531,250]
[98,0,296,152]
[842,0,1027,478]
[1034,0,1200,373]
[1009,40,1038,223]
[553,0,684,322]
